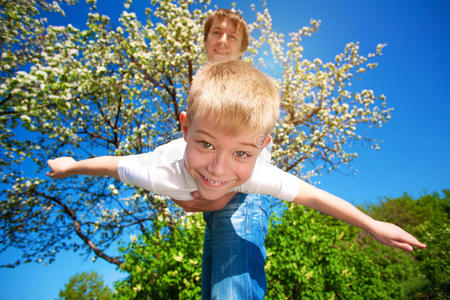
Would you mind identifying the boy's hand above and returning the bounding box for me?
[172,191,236,212]
[47,157,77,179]
[368,220,426,252]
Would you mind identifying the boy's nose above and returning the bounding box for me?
[206,152,228,176]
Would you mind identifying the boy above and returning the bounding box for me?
[63,9,276,299]
[47,61,426,257]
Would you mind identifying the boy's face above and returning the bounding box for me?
[205,17,244,62]
[180,112,270,201]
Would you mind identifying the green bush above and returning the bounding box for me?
[114,214,204,299]
[366,190,450,299]
[265,204,417,299]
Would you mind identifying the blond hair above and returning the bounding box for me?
[204,8,249,52]
[187,61,279,135]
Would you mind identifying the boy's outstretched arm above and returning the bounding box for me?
[293,179,426,252]
[47,156,121,179]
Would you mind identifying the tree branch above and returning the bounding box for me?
[35,191,123,266]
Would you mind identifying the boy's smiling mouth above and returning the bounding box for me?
[199,173,228,187]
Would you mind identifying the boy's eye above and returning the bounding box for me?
[200,141,214,150]
[234,151,249,158]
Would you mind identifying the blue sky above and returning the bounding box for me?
[1,0,449,299]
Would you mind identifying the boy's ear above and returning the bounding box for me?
[179,111,189,141]
[256,135,272,150]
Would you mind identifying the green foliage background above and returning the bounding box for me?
[113,191,449,299]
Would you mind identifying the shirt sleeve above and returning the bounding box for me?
[118,155,196,201]
[117,153,155,192]
[237,159,299,202]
